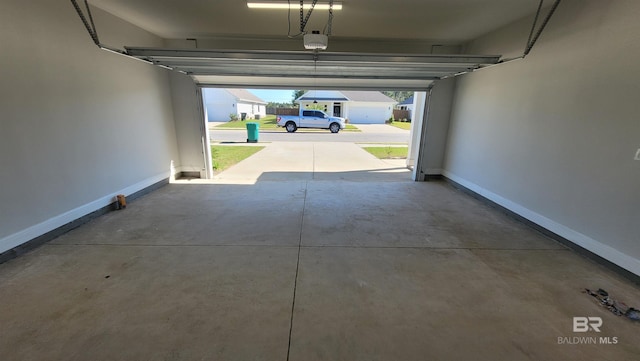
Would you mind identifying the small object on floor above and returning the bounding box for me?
[597,288,608,297]
[584,288,639,321]
[116,194,127,209]
[626,308,640,321]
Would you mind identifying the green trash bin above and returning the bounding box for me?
[246,122,259,143]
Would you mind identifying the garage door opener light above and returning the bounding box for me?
[247,1,342,10]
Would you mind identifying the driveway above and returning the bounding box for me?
[204,123,412,184]
[206,142,411,184]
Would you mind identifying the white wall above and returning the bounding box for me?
[203,88,266,120]
[420,79,456,175]
[203,88,236,121]
[169,73,208,176]
[237,103,258,120]
[407,92,426,171]
[0,1,180,252]
[399,103,414,112]
[443,0,640,275]
[412,80,457,178]
[257,105,267,118]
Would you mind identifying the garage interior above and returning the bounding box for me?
[1,0,639,359]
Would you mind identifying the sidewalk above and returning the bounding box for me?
[207,121,226,129]
[354,124,410,134]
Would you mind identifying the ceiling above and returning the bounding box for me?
[86,0,548,89]
[90,0,542,43]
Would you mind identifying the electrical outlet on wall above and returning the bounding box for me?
[635,148,640,161]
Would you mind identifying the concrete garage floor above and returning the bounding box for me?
[1,143,639,360]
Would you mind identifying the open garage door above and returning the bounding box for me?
[68,0,563,182]
[120,48,490,181]
[124,48,501,91]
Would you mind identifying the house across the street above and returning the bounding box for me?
[397,95,414,112]
[204,88,267,121]
[296,90,396,124]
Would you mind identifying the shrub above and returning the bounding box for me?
[229,113,239,121]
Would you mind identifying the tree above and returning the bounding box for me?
[305,103,324,110]
[382,91,414,103]
[291,90,307,106]
[267,101,293,108]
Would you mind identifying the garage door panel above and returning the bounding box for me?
[124,48,501,91]
[348,106,388,124]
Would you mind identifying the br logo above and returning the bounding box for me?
[573,317,602,332]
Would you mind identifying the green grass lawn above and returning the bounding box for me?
[211,145,265,171]
[389,121,412,130]
[362,146,409,159]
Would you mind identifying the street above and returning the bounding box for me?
[210,124,411,144]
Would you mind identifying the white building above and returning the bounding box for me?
[397,95,414,113]
[296,90,396,124]
[203,88,267,121]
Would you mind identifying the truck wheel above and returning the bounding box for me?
[329,123,340,133]
[285,122,297,133]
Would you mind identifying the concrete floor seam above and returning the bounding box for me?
[312,144,316,180]
[297,245,571,251]
[46,243,300,249]
[286,181,308,361]
[46,244,568,252]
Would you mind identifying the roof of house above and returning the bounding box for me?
[399,95,414,105]
[341,91,396,103]
[297,90,396,103]
[297,90,347,102]
[226,89,267,104]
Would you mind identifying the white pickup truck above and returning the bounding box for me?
[276,110,346,133]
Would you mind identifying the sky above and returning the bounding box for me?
[248,89,295,103]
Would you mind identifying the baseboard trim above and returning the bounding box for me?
[442,171,640,283]
[0,174,169,264]
[423,168,443,175]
